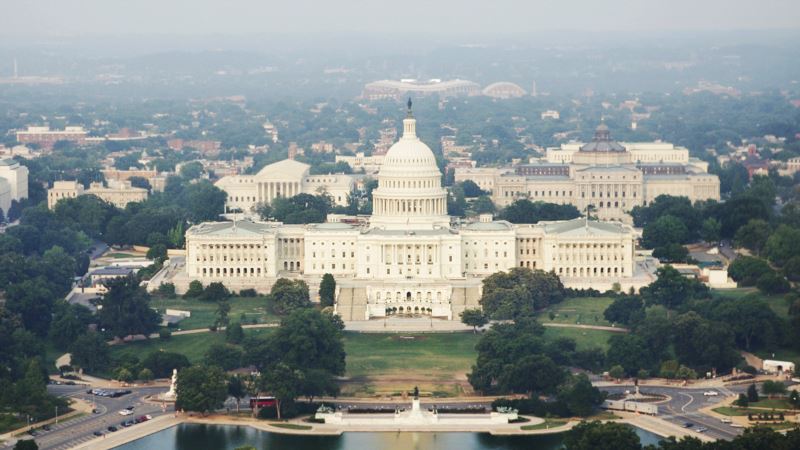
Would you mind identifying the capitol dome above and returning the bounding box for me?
[370,101,450,230]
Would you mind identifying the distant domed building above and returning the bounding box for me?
[173,107,643,321]
[456,124,721,222]
[482,82,527,99]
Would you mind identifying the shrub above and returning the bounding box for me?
[159,329,172,340]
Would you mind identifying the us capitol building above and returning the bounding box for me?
[169,107,648,321]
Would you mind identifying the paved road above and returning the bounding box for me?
[603,385,746,441]
[10,386,170,450]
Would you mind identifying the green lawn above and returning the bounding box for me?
[538,297,615,327]
[712,288,790,319]
[521,418,570,430]
[151,296,280,330]
[750,398,797,410]
[109,328,274,365]
[343,332,481,379]
[542,326,614,352]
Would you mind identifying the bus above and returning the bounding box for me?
[249,396,276,408]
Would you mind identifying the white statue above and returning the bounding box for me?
[161,368,178,401]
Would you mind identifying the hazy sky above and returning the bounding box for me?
[5,0,800,36]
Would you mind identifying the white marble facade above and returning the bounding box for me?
[181,111,639,320]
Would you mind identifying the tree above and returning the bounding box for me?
[146,244,167,260]
[184,280,204,298]
[479,268,565,320]
[728,256,775,286]
[700,218,721,244]
[642,215,689,249]
[734,393,749,407]
[467,320,554,394]
[203,343,244,371]
[213,300,231,330]
[228,375,247,413]
[460,180,485,197]
[96,275,160,339]
[608,365,625,380]
[734,219,771,255]
[157,282,177,298]
[179,161,204,180]
[707,297,781,350]
[69,332,110,372]
[764,225,800,266]
[756,272,790,294]
[176,365,228,414]
[4,280,56,337]
[496,354,565,395]
[499,199,580,224]
[472,195,496,214]
[652,243,690,263]
[142,351,191,378]
[271,193,330,224]
[640,266,709,315]
[49,303,92,350]
[13,440,38,450]
[671,312,739,373]
[138,368,154,383]
[115,367,134,383]
[762,380,787,397]
[563,421,641,450]
[747,383,760,402]
[460,308,488,333]
[606,335,655,377]
[558,373,605,417]
[603,295,644,325]
[246,308,345,376]
[226,322,244,344]
[318,273,336,308]
[178,181,227,223]
[267,278,311,315]
[258,362,302,420]
[203,282,230,302]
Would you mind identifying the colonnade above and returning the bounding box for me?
[373,197,446,215]
[258,181,302,203]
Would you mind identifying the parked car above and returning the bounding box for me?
[720,418,732,423]
[93,431,103,437]
[696,427,708,433]
[107,426,118,432]
[683,422,694,428]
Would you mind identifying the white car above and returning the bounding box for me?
[703,391,719,396]
[720,418,732,423]
[118,409,133,416]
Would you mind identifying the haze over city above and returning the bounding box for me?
[0,2,799,450]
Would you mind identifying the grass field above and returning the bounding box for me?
[750,398,797,410]
[520,418,570,430]
[106,325,617,397]
[343,332,480,379]
[542,326,615,351]
[712,288,790,319]
[109,328,274,365]
[538,297,615,327]
[151,296,279,330]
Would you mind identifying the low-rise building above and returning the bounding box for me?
[48,179,148,209]
[215,159,355,213]
[0,158,28,215]
[16,126,88,149]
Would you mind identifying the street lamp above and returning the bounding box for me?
[55,406,58,424]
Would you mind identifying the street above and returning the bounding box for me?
[11,385,169,450]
